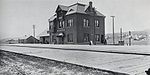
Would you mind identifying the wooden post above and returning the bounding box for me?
[33,25,35,37]
[129,31,131,46]
[120,28,122,41]
[111,16,115,45]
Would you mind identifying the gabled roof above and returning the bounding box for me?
[95,10,105,16]
[56,5,69,12]
[50,2,105,21]
[66,3,86,15]
[26,36,39,41]
[19,35,39,40]
[49,14,57,21]
[66,2,105,16]
[84,5,89,11]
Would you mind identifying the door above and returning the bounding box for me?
[57,37,64,44]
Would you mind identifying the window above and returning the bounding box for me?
[49,22,53,29]
[95,20,99,27]
[67,19,73,27]
[83,33,90,42]
[83,19,89,27]
[69,9,74,12]
[95,34,100,42]
[59,21,64,28]
[67,33,73,42]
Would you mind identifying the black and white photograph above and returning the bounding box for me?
[0,0,150,75]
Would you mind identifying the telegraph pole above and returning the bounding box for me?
[129,31,131,46]
[120,28,122,41]
[111,16,115,44]
[119,28,124,45]
[33,25,35,37]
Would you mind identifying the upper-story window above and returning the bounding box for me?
[59,21,64,28]
[95,20,99,27]
[83,19,89,27]
[49,22,53,29]
[67,19,73,27]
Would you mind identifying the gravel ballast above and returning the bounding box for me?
[0,50,128,75]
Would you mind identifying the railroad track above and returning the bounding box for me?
[2,44,150,56]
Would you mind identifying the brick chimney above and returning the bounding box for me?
[89,1,92,8]
[89,1,93,12]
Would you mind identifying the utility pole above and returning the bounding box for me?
[33,25,35,37]
[120,28,122,41]
[129,31,131,46]
[111,16,115,44]
[119,28,124,45]
[32,25,36,44]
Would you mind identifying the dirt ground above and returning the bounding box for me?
[0,50,127,75]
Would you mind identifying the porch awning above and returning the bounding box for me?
[56,33,64,37]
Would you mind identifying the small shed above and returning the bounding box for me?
[26,36,39,43]
[6,39,18,44]
[18,36,39,44]
[38,29,50,44]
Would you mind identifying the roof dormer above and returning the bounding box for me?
[55,5,68,13]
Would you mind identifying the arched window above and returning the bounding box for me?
[83,19,89,27]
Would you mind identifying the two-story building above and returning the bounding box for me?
[48,1,105,44]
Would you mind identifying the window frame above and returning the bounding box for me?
[83,19,89,27]
[95,20,100,27]
[49,22,53,29]
[95,34,100,42]
[67,19,73,27]
[59,20,64,28]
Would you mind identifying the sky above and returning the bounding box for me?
[0,0,150,39]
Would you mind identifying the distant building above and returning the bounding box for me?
[18,36,39,44]
[48,1,105,44]
[6,39,18,44]
[38,29,50,44]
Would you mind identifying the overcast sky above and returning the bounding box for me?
[0,0,150,39]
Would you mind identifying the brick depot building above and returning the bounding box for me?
[48,1,105,44]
